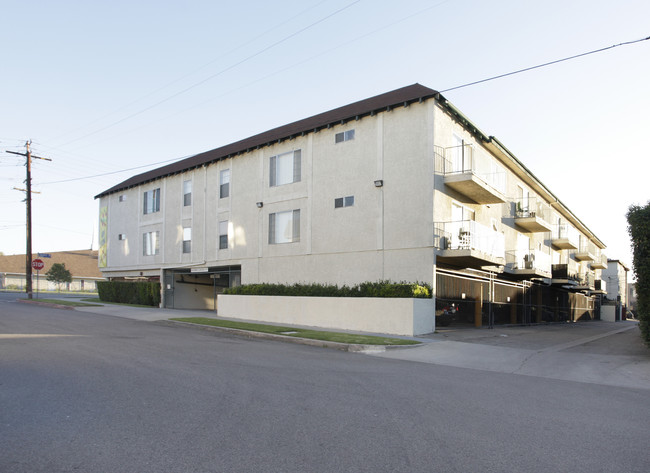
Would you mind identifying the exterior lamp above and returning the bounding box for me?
[374,180,384,187]
[256,202,263,208]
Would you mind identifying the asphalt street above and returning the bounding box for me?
[1,293,649,472]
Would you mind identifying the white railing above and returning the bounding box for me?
[442,145,506,195]
[436,220,505,259]
[553,223,580,246]
[514,196,551,223]
[506,249,552,273]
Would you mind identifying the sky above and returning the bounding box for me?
[1,0,648,276]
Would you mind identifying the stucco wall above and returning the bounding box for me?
[217,294,435,336]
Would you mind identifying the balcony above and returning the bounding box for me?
[504,249,552,279]
[442,145,506,204]
[574,241,596,262]
[514,197,553,233]
[551,264,580,287]
[551,224,579,250]
[575,271,596,291]
[591,279,607,294]
[590,253,607,270]
[435,220,505,268]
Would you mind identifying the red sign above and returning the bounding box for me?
[32,259,44,270]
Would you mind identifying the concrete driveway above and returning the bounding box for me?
[369,320,650,390]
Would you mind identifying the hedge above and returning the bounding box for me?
[223,281,432,298]
[97,281,161,306]
[627,202,650,345]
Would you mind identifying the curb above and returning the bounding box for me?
[156,319,423,352]
[17,299,75,310]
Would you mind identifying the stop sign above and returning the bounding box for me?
[32,259,44,270]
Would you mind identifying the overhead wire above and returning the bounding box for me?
[44,0,331,145]
[440,35,650,93]
[55,0,362,148]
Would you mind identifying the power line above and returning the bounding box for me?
[44,0,331,145]
[440,35,650,93]
[55,0,362,148]
[36,156,190,185]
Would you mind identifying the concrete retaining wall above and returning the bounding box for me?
[217,295,435,336]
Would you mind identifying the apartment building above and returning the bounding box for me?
[601,259,630,320]
[95,84,607,324]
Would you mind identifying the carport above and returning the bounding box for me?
[163,265,241,310]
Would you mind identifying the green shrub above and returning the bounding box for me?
[223,280,431,298]
[97,281,161,306]
[628,202,650,346]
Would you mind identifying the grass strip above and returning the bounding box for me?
[170,317,421,346]
[25,298,102,307]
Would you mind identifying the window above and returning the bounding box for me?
[183,180,192,206]
[270,150,301,187]
[118,195,126,202]
[118,233,126,241]
[143,188,161,214]
[219,220,228,249]
[334,196,354,208]
[335,129,355,143]
[143,231,160,256]
[220,169,230,198]
[182,227,191,254]
[269,210,300,244]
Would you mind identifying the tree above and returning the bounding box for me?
[627,202,650,345]
[45,263,72,292]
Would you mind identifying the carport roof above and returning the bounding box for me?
[94,83,440,199]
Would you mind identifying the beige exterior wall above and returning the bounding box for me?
[100,101,436,286]
[99,95,605,299]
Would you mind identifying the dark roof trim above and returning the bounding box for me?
[95,83,439,199]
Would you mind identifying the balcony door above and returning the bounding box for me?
[451,202,474,249]
[452,134,465,172]
[517,233,530,269]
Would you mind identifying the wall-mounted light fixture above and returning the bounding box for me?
[461,293,466,299]
[256,202,263,208]
[374,179,384,187]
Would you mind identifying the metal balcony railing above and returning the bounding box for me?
[441,145,506,195]
[552,224,580,247]
[552,264,580,282]
[514,196,551,222]
[436,220,505,259]
[506,249,552,274]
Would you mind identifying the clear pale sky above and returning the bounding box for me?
[1,0,648,275]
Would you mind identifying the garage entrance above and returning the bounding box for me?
[163,265,241,310]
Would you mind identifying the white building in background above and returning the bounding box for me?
[96,84,608,325]
[601,259,630,320]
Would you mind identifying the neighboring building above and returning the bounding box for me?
[95,83,608,325]
[0,249,104,292]
[601,259,630,321]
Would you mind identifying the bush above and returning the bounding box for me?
[97,281,161,306]
[627,202,650,346]
[223,280,431,298]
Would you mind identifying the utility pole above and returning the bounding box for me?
[6,141,51,299]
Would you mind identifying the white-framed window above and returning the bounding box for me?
[220,169,230,198]
[334,196,354,208]
[143,188,161,214]
[269,209,300,244]
[118,233,126,241]
[219,220,228,249]
[182,227,191,254]
[118,195,127,202]
[183,180,192,207]
[335,129,355,143]
[270,150,301,187]
[143,231,160,256]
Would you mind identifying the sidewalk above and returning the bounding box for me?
[57,296,650,389]
[370,320,650,390]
